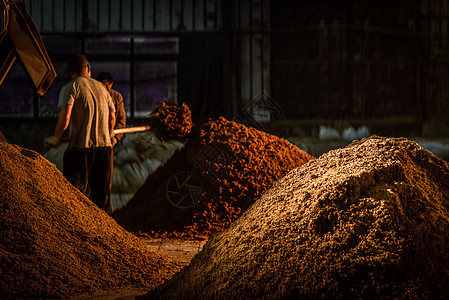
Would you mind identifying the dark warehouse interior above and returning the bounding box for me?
[1,1,449,299]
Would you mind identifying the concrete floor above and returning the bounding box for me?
[143,238,207,266]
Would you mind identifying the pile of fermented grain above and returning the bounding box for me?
[143,136,449,299]
[149,102,194,141]
[113,117,313,239]
[0,142,180,299]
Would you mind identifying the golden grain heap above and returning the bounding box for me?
[0,141,180,299]
[143,136,449,299]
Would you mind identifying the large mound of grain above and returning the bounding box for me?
[0,141,180,299]
[113,117,313,239]
[143,136,449,299]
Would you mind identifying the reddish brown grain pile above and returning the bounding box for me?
[142,136,449,299]
[150,102,194,141]
[113,117,313,239]
[0,141,180,299]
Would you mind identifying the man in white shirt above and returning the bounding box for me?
[45,55,116,214]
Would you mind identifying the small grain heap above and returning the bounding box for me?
[113,117,313,239]
[0,141,180,299]
[149,102,194,141]
[143,136,449,299]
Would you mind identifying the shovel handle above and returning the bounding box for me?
[113,126,151,135]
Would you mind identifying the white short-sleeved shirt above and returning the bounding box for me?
[58,76,115,148]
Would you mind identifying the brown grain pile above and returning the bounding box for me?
[142,136,449,299]
[0,141,180,299]
[112,117,313,239]
[149,102,194,141]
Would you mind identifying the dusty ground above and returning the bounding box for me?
[68,238,207,300]
[68,288,151,300]
[142,238,207,267]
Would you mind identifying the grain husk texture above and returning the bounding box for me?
[149,102,194,141]
[0,141,180,299]
[113,117,313,239]
[143,136,449,299]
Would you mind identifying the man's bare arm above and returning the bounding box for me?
[109,110,116,133]
[44,104,73,147]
